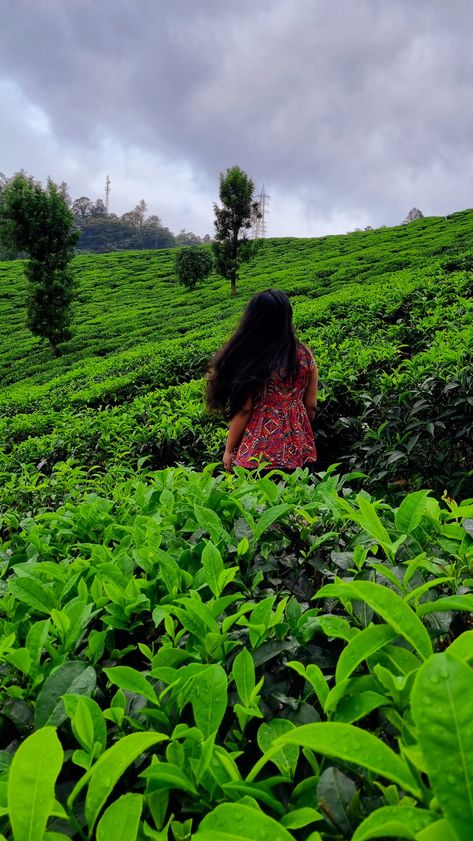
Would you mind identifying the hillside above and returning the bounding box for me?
[1,211,473,840]
[0,210,472,505]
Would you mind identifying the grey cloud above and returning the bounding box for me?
[1,0,473,232]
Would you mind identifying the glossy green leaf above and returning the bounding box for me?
[202,541,225,597]
[194,802,295,840]
[34,662,96,728]
[415,818,458,840]
[317,580,432,660]
[287,660,329,708]
[281,807,323,828]
[335,624,397,683]
[411,652,473,840]
[446,630,473,662]
[8,727,63,841]
[192,664,227,738]
[8,576,55,614]
[141,761,197,794]
[68,732,167,831]
[417,595,473,617]
[251,722,421,795]
[96,793,143,841]
[352,805,435,840]
[333,691,390,724]
[103,665,159,705]
[394,491,430,534]
[232,647,255,707]
[257,719,299,777]
[253,504,291,542]
[63,694,107,753]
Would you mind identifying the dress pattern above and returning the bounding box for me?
[233,343,317,470]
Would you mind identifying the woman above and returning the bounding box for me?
[206,289,317,472]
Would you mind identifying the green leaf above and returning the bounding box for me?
[395,491,430,534]
[333,691,390,724]
[415,819,458,840]
[317,580,432,660]
[194,504,226,543]
[281,807,323,828]
[417,595,473,617]
[141,761,197,795]
[8,727,63,841]
[9,577,55,614]
[446,631,473,662]
[202,542,225,597]
[411,652,473,840]
[335,624,397,683]
[63,695,107,754]
[250,722,421,795]
[25,619,50,678]
[68,732,167,831]
[96,793,143,841]
[192,664,227,738]
[257,719,299,777]
[287,660,329,708]
[103,666,159,705]
[232,647,255,707]
[194,802,295,840]
[253,504,291,542]
[34,662,96,728]
[352,805,435,840]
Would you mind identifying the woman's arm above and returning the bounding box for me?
[223,395,253,470]
[303,360,318,424]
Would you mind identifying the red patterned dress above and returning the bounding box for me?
[233,343,317,470]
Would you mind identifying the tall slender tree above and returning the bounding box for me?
[213,166,260,296]
[0,173,79,356]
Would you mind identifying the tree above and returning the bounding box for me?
[134,199,147,227]
[175,228,202,246]
[72,196,93,219]
[175,245,213,290]
[91,198,107,217]
[213,165,260,296]
[403,207,424,224]
[0,173,79,356]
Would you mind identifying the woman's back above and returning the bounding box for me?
[233,342,317,470]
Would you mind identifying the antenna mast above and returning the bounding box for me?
[253,184,270,238]
[105,175,111,212]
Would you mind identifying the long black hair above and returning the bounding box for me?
[206,289,298,415]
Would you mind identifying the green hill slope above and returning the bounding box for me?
[0,210,472,508]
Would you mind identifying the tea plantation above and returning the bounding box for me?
[0,211,472,840]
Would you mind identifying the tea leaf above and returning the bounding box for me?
[8,727,63,841]
[232,647,255,707]
[394,491,431,534]
[411,652,473,840]
[192,664,228,738]
[253,722,421,795]
[104,666,159,706]
[335,624,397,683]
[352,805,436,840]
[82,732,167,830]
[317,580,432,660]
[96,793,143,841]
[194,802,295,840]
[34,662,96,728]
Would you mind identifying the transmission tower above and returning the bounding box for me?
[252,184,270,238]
[105,175,111,212]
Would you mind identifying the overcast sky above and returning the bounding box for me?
[1,0,472,237]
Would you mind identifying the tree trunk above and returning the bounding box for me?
[48,338,60,357]
[230,275,237,296]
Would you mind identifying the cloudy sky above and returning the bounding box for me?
[1,0,472,237]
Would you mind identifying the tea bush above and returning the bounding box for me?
[1,209,473,839]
